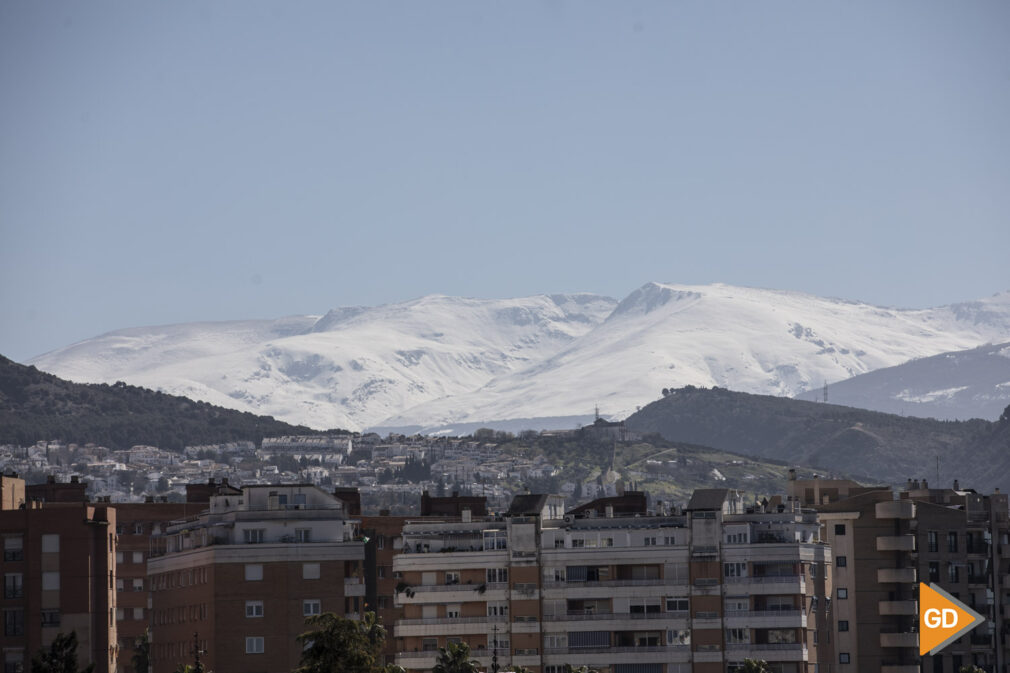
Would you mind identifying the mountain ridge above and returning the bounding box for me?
[28,283,1010,431]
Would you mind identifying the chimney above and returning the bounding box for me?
[605,505,614,519]
[953,479,960,491]
[788,469,796,481]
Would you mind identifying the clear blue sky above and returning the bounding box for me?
[2,1,1008,362]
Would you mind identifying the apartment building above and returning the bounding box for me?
[147,484,365,673]
[792,475,1010,673]
[0,491,117,673]
[392,489,831,673]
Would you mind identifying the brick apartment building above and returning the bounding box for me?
[392,489,832,673]
[790,474,1010,673]
[0,475,117,673]
[147,484,365,673]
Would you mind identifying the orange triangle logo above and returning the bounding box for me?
[919,582,985,655]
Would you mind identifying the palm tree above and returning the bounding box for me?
[295,611,386,673]
[737,660,771,673]
[432,642,479,673]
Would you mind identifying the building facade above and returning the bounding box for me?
[0,498,117,673]
[792,475,1010,673]
[147,484,365,673]
[393,490,832,673]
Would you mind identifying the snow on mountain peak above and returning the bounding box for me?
[27,284,1010,432]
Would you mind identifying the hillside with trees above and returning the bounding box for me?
[626,386,1010,491]
[0,355,338,450]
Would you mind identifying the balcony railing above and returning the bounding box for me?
[543,611,688,622]
[725,575,803,585]
[397,615,507,626]
[543,578,687,588]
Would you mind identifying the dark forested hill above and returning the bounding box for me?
[626,386,1010,491]
[0,355,338,450]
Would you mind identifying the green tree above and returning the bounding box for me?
[30,631,94,673]
[563,666,599,673]
[959,666,986,673]
[294,611,385,673]
[432,642,478,673]
[131,629,150,673]
[736,660,771,673]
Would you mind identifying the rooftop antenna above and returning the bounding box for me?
[595,404,600,422]
[823,380,828,404]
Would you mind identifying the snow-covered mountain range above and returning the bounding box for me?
[800,342,1010,421]
[27,283,1010,432]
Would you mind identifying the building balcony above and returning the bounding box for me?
[725,643,808,662]
[878,568,917,583]
[394,583,507,605]
[394,614,506,637]
[725,610,807,628]
[541,611,691,631]
[724,575,805,594]
[880,632,919,648]
[344,576,366,597]
[542,645,691,666]
[877,535,916,552]
[876,501,915,519]
[879,600,918,616]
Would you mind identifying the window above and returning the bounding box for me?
[445,572,460,585]
[834,524,846,536]
[726,628,747,643]
[836,556,846,568]
[3,537,23,562]
[377,597,389,609]
[303,600,321,616]
[837,588,848,599]
[41,534,59,553]
[809,563,818,578]
[377,566,386,579]
[838,620,849,632]
[295,529,311,543]
[571,538,585,548]
[929,561,940,582]
[246,601,264,618]
[666,598,689,612]
[928,531,939,553]
[839,653,850,664]
[3,610,24,637]
[644,537,657,546]
[243,529,265,544]
[948,563,959,583]
[724,562,746,578]
[133,608,144,620]
[115,552,124,564]
[40,610,60,627]
[487,568,508,583]
[446,604,461,618]
[947,532,958,553]
[303,563,320,580]
[421,638,438,652]
[245,564,263,581]
[42,572,59,591]
[116,609,125,621]
[4,575,23,599]
[133,551,144,564]
[134,523,144,534]
[245,637,264,654]
[488,602,508,617]
[376,535,385,550]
